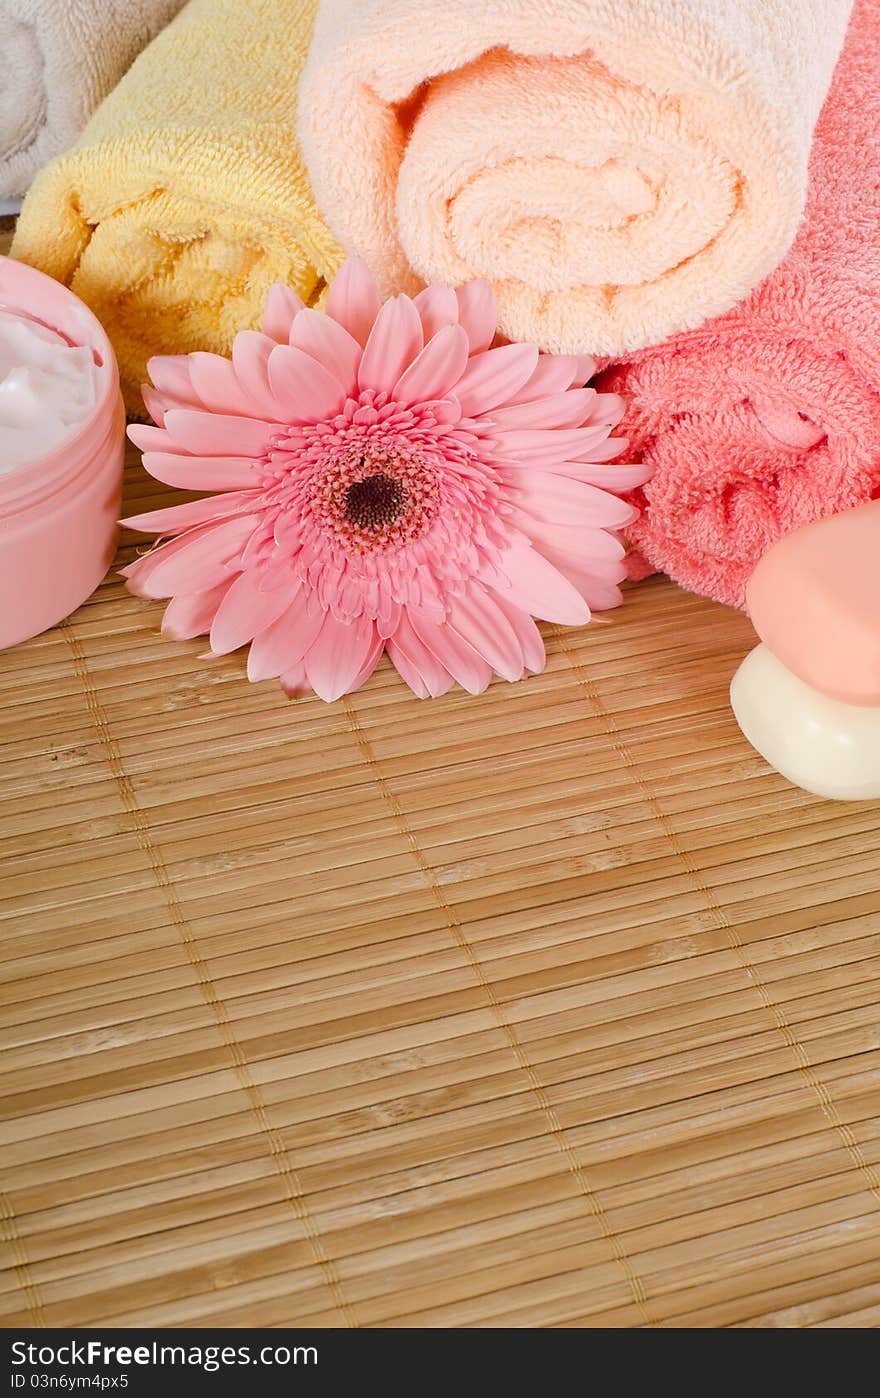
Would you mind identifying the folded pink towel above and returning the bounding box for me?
[298,0,852,360]
[603,0,880,609]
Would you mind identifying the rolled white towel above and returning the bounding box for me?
[0,0,186,199]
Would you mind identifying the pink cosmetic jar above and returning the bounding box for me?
[0,255,125,650]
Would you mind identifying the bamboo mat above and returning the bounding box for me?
[3,233,880,1329]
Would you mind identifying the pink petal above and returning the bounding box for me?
[387,613,454,698]
[304,611,378,702]
[492,540,591,625]
[121,524,215,588]
[513,521,628,609]
[522,517,628,564]
[125,515,254,598]
[489,388,598,431]
[385,645,428,697]
[564,569,625,612]
[232,331,287,420]
[491,593,546,674]
[492,425,617,467]
[418,399,462,425]
[280,659,310,697]
[128,422,170,454]
[263,284,304,343]
[146,355,201,410]
[571,355,597,387]
[268,344,347,424]
[376,600,402,641]
[162,408,275,459]
[408,611,493,695]
[454,343,539,417]
[555,552,627,611]
[591,392,626,428]
[413,284,459,341]
[209,570,296,655]
[141,386,172,426]
[289,308,362,397]
[575,435,631,462]
[394,324,470,406]
[347,631,385,694]
[123,492,252,535]
[551,461,651,491]
[447,589,525,682]
[140,451,261,491]
[506,355,580,405]
[187,352,254,418]
[247,587,323,682]
[162,582,232,640]
[455,280,497,353]
[326,260,382,347]
[358,295,423,394]
[122,531,196,594]
[509,471,638,529]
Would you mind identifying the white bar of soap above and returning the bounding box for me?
[731,645,880,801]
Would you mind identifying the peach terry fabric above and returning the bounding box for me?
[298,0,852,359]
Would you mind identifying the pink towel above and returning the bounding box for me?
[602,0,880,610]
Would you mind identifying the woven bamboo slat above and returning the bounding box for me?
[2,222,879,1328]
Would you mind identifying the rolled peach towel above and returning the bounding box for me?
[602,0,880,609]
[298,0,852,360]
[0,0,187,199]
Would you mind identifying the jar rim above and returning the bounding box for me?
[0,257,121,509]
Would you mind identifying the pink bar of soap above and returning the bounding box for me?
[746,500,880,705]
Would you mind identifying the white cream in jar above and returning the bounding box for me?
[0,307,100,474]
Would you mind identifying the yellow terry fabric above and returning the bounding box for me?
[12,0,342,411]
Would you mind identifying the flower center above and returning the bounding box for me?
[297,434,442,557]
[344,473,407,532]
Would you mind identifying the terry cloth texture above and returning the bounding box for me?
[1,0,186,199]
[602,0,880,610]
[298,0,853,359]
[12,0,342,411]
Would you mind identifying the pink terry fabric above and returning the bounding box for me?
[602,0,880,610]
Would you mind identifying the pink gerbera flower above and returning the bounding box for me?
[123,261,647,701]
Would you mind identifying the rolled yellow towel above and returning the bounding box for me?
[12,0,342,411]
